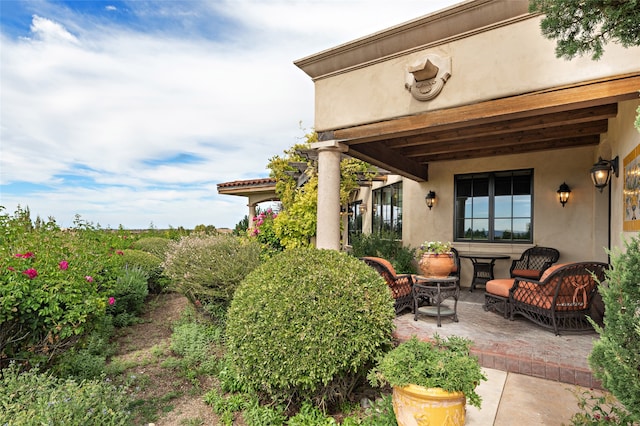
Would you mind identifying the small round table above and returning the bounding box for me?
[413,276,459,327]
[458,252,511,292]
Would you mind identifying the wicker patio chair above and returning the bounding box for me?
[360,256,415,315]
[509,262,608,335]
[509,246,560,280]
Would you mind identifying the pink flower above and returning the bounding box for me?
[108,297,115,305]
[116,250,124,256]
[23,268,38,279]
[59,260,69,270]
[7,266,15,272]
[85,276,94,282]
[14,252,35,259]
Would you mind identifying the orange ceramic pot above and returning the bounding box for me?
[392,384,466,426]
[419,253,454,277]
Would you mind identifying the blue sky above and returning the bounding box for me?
[0,0,458,229]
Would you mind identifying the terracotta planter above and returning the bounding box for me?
[419,253,454,277]
[392,384,466,426]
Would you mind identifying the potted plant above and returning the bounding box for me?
[417,241,454,277]
[368,335,486,426]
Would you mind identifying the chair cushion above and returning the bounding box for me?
[539,263,570,282]
[511,269,541,279]
[486,279,515,298]
[364,257,397,276]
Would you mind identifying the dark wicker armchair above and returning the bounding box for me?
[509,246,560,280]
[360,257,414,315]
[509,262,608,335]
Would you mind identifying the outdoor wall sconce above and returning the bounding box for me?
[590,156,619,192]
[557,182,571,207]
[425,191,437,210]
[358,204,367,214]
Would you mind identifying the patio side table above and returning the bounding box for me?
[459,252,511,292]
[413,276,459,327]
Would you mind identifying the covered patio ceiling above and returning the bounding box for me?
[318,73,640,182]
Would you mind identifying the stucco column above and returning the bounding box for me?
[248,203,257,230]
[313,140,348,250]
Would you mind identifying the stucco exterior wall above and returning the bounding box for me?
[313,16,640,131]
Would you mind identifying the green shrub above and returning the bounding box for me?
[225,248,395,407]
[163,234,261,308]
[106,266,149,327]
[132,237,171,259]
[0,363,132,425]
[349,232,417,274]
[113,248,168,294]
[170,321,221,370]
[589,236,640,422]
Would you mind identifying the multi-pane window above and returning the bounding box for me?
[372,182,402,239]
[347,201,363,245]
[455,170,532,242]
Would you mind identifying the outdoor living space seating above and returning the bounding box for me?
[360,257,414,315]
[509,246,560,280]
[484,262,608,335]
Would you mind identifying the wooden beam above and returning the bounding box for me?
[382,104,618,148]
[414,135,601,162]
[400,120,609,157]
[336,74,640,143]
[347,142,428,181]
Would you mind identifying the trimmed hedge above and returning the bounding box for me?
[225,248,395,406]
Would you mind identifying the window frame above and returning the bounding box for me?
[372,182,403,239]
[454,169,533,243]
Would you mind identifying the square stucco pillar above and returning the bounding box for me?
[312,140,348,250]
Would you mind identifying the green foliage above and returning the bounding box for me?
[589,236,640,422]
[349,232,417,274]
[241,398,287,426]
[225,248,396,407]
[288,401,338,425]
[250,208,285,256]
[0,206,124,367]
[529,0,640,60]
[368,336,487,408]
[266,132,377,249]
[163,234,261,308]
[170,321,221,371]
[132,237,172,259]
[114,248,167,293]
[567,388,635,425]
[105,266,149,327]
[0,363,132,425]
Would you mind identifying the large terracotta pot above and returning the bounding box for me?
[419,253,455,277]
[392,384,466,426]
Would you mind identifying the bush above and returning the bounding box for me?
[132,237,172,259]
[0,363,132,425]
[119,248,168,294]
[349,232,417,274]
[105,266,149,327]
[589,236,640,423]
[225,248,395,408]
[163,234,261,308]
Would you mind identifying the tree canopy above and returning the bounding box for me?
[529,0,640,60]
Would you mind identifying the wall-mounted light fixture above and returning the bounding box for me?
[557,182,571,207]
[425,191,437,210]
[358,204,367,214]
[590,156,619,192]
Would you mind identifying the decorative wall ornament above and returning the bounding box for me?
[405,54,451,101]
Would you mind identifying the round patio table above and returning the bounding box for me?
[413,276,459,327]
[458,252,511,292]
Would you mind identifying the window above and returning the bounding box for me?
[372,182,402,239]
[454,170,532,242]
[347,201,363,245]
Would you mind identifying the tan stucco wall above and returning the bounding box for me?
[609,99,640,250]
[314,16,640,131]
[356,144,614,285]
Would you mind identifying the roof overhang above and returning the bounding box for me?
[318,73,640,182]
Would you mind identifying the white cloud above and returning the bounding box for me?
[1,0,458,229]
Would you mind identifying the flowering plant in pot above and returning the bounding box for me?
[417,241,454,277]
[368,335,486,425]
